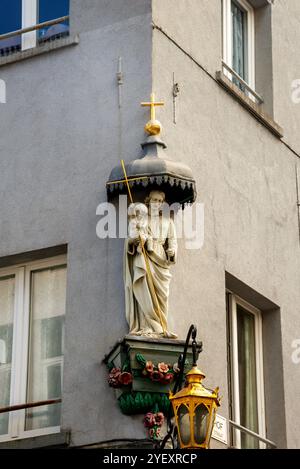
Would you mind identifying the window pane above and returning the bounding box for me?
[25,265,66,431]
[231,1,248,85]
[237,305,259,449]
[0,0,22,54]
[0,275,15,436]
[38,0,69,42]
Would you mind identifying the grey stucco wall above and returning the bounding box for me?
[0,0,153,447]
[152,0,300,449]
[272,0,300,155]
[0,0,300,450]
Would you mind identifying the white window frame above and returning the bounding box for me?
[21,0,38,51]
[3,0,69,52]
[223,0,255,90]
[227,292,266,449]
[0,255,66,443]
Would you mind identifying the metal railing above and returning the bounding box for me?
[222,60,264,105]
[229,420,277,449]
[0,16,69,42]
[0,398,62,414]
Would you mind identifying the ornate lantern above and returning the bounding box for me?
[159,325,220,450]
[169,366,220,449]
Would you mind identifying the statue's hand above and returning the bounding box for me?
[133,236,140,246]
[167,249,175,258]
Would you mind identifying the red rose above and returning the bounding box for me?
[160,373,174,384]
[108,368,122,388]
[150,370,164,382]
[154,412,165,426]
[118,372,133,386]
[144,412,156,428]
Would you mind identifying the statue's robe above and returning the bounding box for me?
[124,215,177,337]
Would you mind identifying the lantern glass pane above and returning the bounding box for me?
[178,404,191,446]
[207,407,217,446]
[194,403,209,445]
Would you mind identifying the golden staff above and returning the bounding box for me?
[121,159,167,336]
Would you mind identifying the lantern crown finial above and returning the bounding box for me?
[185,366,206,385]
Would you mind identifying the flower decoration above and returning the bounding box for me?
[158,362,169,373]
[144,412,156,428]
[108,367,122,388]
[107,367,133,389]
[150,370,164,382]
[154,412,165,426]
[145,361,154,373]
[149,427,161,439]
[119,371,133,386]
[135,354,180,385]
[144,411,165,441]
[160,372,174,385]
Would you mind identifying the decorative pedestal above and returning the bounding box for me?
[104,335,202,415]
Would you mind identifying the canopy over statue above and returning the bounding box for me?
[106,93,197,207]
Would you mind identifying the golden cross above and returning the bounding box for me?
[141,92,164,121]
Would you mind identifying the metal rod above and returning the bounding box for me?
[229,420,277,448]
[117,57,123,108]
[172,72,179,125]
[173,324,200,395]
[296,165,300,245]
[0,16,69,41]
[0,398,62,414]
[222,60,264,104]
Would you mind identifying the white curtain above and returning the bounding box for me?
[231,1,248,87]
[237,305,259,449]
[25,265,66,431]
[0,275,15,435]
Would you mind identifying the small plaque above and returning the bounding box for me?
[212,414,228,445]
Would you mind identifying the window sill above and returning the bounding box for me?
[0,429,70,449]
[216,70,284,139]
[0,35,79,67]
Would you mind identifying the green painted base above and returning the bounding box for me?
[118,391,171,415]
[104,335,202,416]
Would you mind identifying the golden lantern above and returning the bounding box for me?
[169,366,220,449]
[167,325,220,450]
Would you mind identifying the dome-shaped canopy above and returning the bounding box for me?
[106,135,197,206]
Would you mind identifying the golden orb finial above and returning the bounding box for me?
[141,92,164,135]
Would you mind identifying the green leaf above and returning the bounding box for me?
[122,358,130,372]
[135,353,147,367]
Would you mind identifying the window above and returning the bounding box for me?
[0,0,69,56]
[0,256,67,442]
[38,0,69,44]
[223,0,255,91]
[227,293,266,449]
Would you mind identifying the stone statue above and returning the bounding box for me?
[124,190,178,338]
